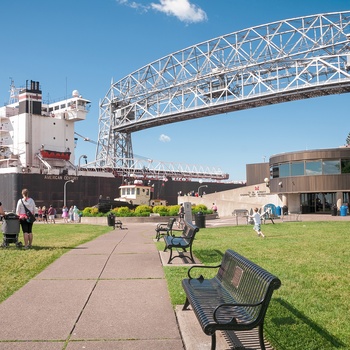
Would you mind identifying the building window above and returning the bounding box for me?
[305,161,322,175]
[279,163,290,177]
[291,162,304,176]
[271,166,279,178]
[323,160,340,175]
[341,160,350,173]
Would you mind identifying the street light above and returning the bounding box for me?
[64,180,74,207]
[76,155,87,175]
[198,185,208,197]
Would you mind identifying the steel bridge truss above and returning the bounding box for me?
[95,11,350,180]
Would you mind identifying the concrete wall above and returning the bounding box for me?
[178,182,283,217]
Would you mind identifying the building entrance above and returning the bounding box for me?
[300,193,335,213]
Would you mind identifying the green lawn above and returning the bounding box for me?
[1,221,349,349]
[0,224,111,303]
[159,221,350,350]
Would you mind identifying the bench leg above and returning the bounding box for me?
[211,333,216,350]
[259,324,266,350]
[182,298,190,310]
[167,248,173,264]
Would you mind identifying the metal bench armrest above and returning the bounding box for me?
[213,300,264,324]
[188,264,221,279]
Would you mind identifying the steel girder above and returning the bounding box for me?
[95,11,350,178]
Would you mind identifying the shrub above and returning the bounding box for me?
[152,205,169,216]
[134,205,152,217]
[82,207,99,217]
[116,206,133,217]
[168,205,180,216]
[192,204,208,214]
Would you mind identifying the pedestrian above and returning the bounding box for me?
[62,205,69,223]
[73,205,79,223]
[0,200,5,216]
[211,203,218,212]
[38,206,43,222]
[42,206,48,223]
[15,188,36,249]
[48,205,56,224]
[249,207,265,238]
[69,206,74,222]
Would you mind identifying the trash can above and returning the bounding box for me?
[282,205,288,215]
[340,205,348,217]
[331,205,338,216]
[276,206,281,216]
[195,212,206,228]
[107,213,116,228]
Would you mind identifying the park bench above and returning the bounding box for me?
[182,249,281,350]
[163,221,199,264]
[155,217,176,241]
[232,209,249,225]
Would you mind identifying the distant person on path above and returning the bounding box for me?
[177,203,185,228]
[0,201,5,216]
[69,206,74,222]
[16,188,36,249]
[211,203,218,212]
[249,207,265,238]
[42,206,48,223]
[73,205,80,223]
[62,205,69,223]
[48,205,56,224]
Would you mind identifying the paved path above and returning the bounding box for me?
[0,222,183,350]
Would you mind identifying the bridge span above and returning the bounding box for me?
[94,11,350,180]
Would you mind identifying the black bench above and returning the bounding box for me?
[163,222,199,264]
[155,217,176,241]
[182,249,281,350]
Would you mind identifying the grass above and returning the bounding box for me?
[1,221,349,349]
[159,221,350,350]
[0,223,111,303]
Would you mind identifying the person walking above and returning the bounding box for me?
[68,206,74,223]
[177,203,185,228]
[249,207,266,238]
[48,205,56,224]
[62,205,69,223]
[42,206,48,223]
[0,201,5,216]
[16,188,36,249]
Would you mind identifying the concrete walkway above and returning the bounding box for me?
[0,214,348,349]
[0,222,183,350]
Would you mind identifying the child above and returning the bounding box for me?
[250,208,265,238]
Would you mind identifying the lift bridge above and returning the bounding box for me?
[91,11,350,181]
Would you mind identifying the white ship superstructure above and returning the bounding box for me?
[0,80,90,174]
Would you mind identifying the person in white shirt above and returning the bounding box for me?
[16,189,36,249]
[250,207,265,238]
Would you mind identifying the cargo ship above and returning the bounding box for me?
[0,80,243,213]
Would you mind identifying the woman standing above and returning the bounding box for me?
[16,189,36,249]
[62,205,69,223]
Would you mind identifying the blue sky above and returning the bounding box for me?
[0,0,349,181]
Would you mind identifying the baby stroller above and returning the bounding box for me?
[1,212,22,248]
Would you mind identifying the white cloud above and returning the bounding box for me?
[159,134,171,142]
[116,0,207,23]
[151,0,207,23]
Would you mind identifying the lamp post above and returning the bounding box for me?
[198,185,208,197]
[64,180,74,207]
[78,155,87,168]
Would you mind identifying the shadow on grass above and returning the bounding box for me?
[270,298,345,349]
[194,249,224,264]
